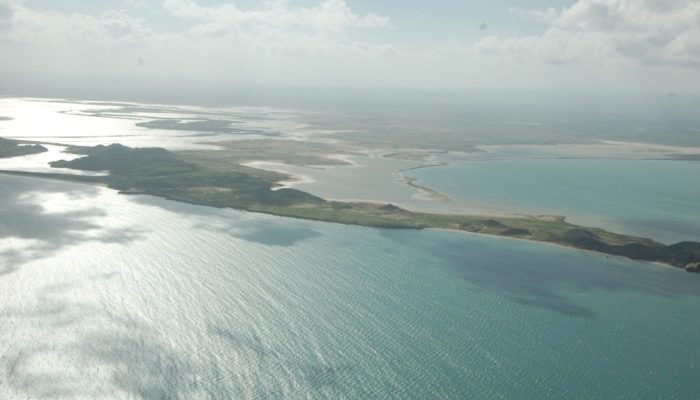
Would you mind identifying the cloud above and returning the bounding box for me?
[2,0,693,92]
[0,0,397,87]
[478,0,700,67]
[1,1,154,46]
[0,1,12,30]
[157,0,394,59]
[509,6,559,24]
[0,0,391,58]
[162,0,390,36]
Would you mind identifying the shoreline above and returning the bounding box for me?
[1,167,698,273]
[431,227,682,272]
[240,144,700,223]
[2,136,699,273]
[242,156,456,205]
[395,162,452,203]
[0,169,689,274]
[143,151,700,247]
[241,161,317,190]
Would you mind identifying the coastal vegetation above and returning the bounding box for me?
[0,137,47,158]
[5,141,700,272]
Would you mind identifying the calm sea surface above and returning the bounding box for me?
[410,159,700,244]
[1,174,698,399]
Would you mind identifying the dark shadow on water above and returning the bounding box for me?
[509,296,596,319]
[0,174,144,273]
[379,229,700,319]
[78,333,189,399]
[210,325,273,358]
[209,324,355,393]
[0,274,121,328]
[5,348,77,398]
[213,221,321,246]
[1,281,197,399]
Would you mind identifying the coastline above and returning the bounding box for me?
[241,140,700,220]
[241,161,317,190]
[1,163,698,273]
[1,136,699,273]
[396,163,452,203]
[3,169,694,274]
[242,156,456,205]
[431,227,683,272]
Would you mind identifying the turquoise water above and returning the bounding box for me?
[410,159,700,244]
[1,175,699,399]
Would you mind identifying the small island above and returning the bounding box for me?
[0,137,48,158]
[3,141,700,272]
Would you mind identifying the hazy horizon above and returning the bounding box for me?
[1,0,699,95]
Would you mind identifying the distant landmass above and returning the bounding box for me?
[670,154,700,161]
[0,138,47,158]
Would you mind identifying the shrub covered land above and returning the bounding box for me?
[0,138,47,158]
[4,142,699,271]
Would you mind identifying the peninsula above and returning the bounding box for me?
[3,141,700,272]
[0,137,47,158]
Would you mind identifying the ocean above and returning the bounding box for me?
[1,174,698,399]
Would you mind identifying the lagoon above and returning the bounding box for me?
[410,159,700,244]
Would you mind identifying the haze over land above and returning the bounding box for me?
[2,0,699,156]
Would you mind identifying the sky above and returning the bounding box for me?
[0,0,699,94]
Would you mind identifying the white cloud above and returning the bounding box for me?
[0,0,398,88]
[478,0,700,67]
[162,0,390,36]
[1,0,154,46]
[158,0,394,59]
[1,0,695,92]
[0,0,391,56]
[509,6,559,24]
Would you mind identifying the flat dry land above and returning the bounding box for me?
[178,139,358,169]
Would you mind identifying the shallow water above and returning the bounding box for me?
[1,174,698,399]
[250,156,428,204]
[0,98,317,150]
[0,144,107,176]
[410,159,700,244]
